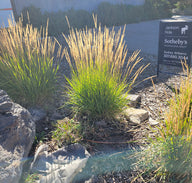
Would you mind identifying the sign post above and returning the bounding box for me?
[157,19,192,76]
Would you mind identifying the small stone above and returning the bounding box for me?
[115,114,125,121]
[125,94,141,108]
[83,116,87,120]
[123,107,149,125]
[149,118,159,126]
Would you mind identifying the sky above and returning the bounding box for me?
[0,0,14,27]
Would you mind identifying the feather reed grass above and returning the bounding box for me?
[63,16,148,119]
[0,17,64,107]
[137,62,192,182]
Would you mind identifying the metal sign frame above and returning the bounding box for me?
[157,20,192,77]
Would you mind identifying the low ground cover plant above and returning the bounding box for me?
[63,17,148,120]
[138,63,192,182]
[52,118,81,147]
[0,17,63,108]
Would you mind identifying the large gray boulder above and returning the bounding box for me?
[30,143,91,183]
[0,90,35,183]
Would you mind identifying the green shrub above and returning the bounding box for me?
[96,3,145,27]
[96,1,172,26]
[0,18,63,108]
[21,6,45,28]
[64,18,147,120]
[143,0,172,19]
[173,0,192,15]
[175,0,192,11]
[139,63,192,182]
[65,9,93,30]
[21,6,93,36]
[52,118,81,146]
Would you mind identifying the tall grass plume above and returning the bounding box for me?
[0,16,64,107]
[138,62,192,182]
[63,16,148,119]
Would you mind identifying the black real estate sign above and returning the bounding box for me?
[157,19,192,76]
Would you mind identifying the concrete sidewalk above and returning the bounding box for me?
[123,20,160,56]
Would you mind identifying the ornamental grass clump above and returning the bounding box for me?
[139,62,192,182]
[64,16,148,119]
[0,17,63,107]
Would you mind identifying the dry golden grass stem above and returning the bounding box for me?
[162,61,192,137]
[0,15,63,61]
[63,17,147,88]
[0,15,65,107]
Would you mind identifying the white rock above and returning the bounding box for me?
[123,107,149,125]
[149,118,159,126]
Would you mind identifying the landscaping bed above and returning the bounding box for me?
[1,16,191,183]
[26,51,186,182]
